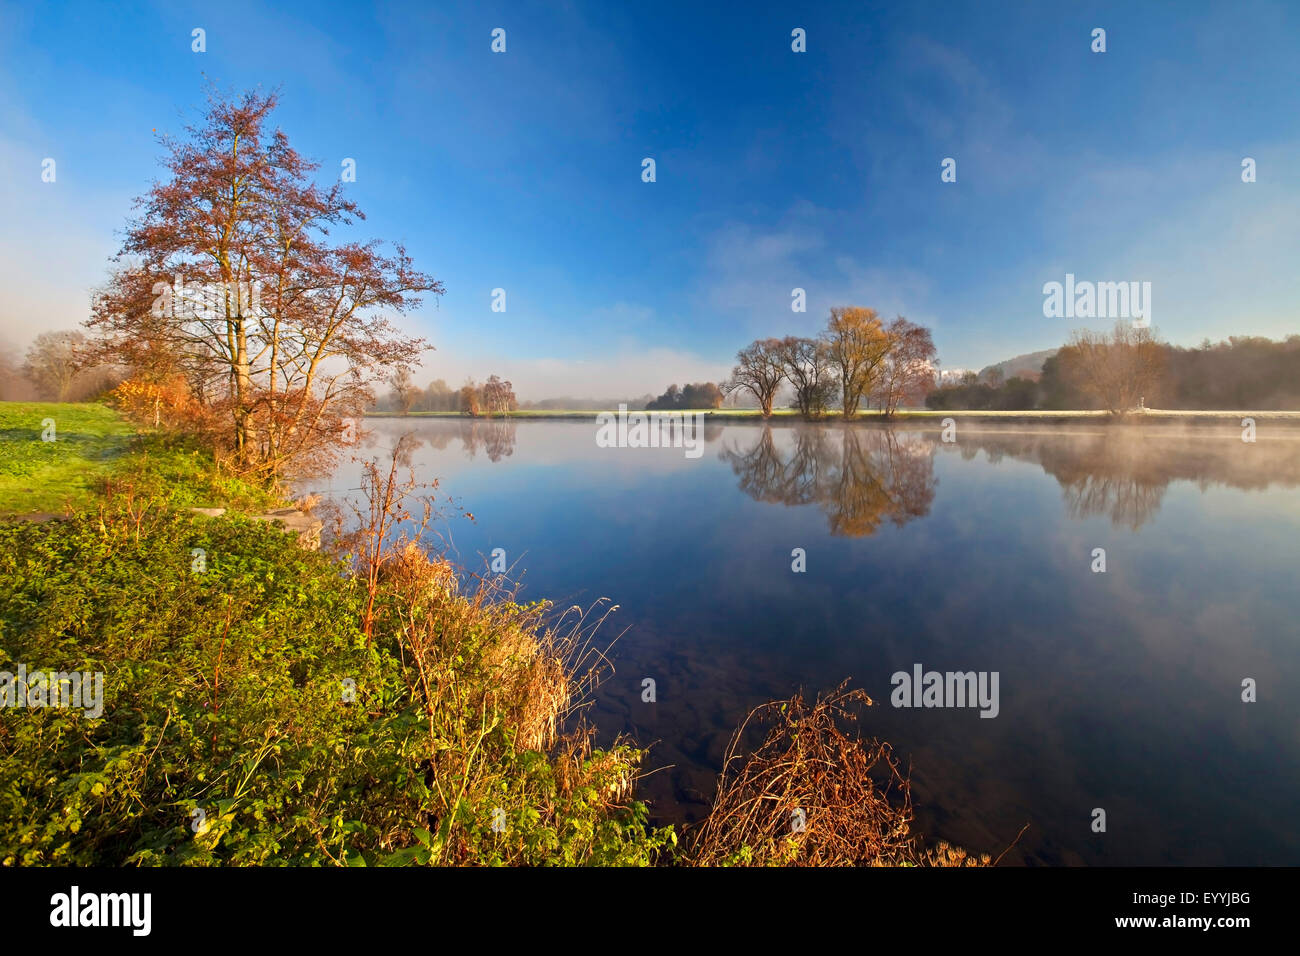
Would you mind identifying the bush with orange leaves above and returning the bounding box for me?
[111,376,223,440]
[111,377,186,427]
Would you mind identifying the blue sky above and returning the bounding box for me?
[2,0,1298,397]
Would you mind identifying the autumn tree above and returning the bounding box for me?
[724,338,786,417]
[479,374,517,417]
[775,335,835,418]
[88,88,442,480]
[873,317,937,417]
[683,382,724,409]
[82,272,192,392]
[459,381,481,417]
[1060,322,1165,414]
[824,307,890,418]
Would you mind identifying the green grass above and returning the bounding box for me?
[0,402,136,513]
[0,401,276,515]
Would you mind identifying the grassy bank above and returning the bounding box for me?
[0,402,134,513]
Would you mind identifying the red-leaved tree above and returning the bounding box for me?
[88,88,442,481]
[873,317,937,416]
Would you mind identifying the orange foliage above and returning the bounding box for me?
[111,376,195,429]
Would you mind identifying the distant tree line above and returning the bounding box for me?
[927,328,1300,413]
[373,370,518,417]
[725,307,937,418]
[373,372,458,413]
[925,372,1041,411]
[645,382,724,410]
[1157,335,1300,409]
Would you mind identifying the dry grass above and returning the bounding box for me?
[382,543,618,753]
[377,542,649,861]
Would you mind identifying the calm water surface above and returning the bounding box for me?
[317,418,1300,866]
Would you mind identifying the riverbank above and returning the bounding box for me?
[0,403,674,865]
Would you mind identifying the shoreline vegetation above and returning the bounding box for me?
[0,399,993,866]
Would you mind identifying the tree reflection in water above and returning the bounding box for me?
[457,419,517,462]
[952,428,1300,531]
[721,425,937,536]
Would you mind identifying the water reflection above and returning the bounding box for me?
[953,428,1300,529]
[715,424,1300,532]
[721,426,937,536]
[398,418,519,461]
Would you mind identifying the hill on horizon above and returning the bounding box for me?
[978,348,1058,382]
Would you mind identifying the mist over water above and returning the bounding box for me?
[317,418,1300,865]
